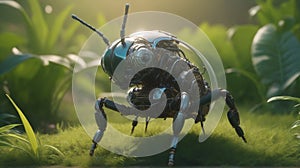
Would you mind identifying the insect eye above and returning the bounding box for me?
[131,47,153,66]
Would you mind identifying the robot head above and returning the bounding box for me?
[101,30,177,77]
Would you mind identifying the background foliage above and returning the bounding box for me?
[0,0,299,133]
[0,0,103,128]
[209,0,300,109]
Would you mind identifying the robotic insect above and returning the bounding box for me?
[72,4,246,166]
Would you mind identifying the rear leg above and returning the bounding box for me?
[224,90,247,143]
[198,89,247,143]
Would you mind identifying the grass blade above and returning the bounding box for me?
[0,140,33,157]
[0,140,12,146]
[267,96,300,103]
[5,133,30,144]
[0,124,20,133]
[43,144,65,157]
[27,0,48,51]
[5,94,39,157]
[47,5,73,50]
[291,120,300,129]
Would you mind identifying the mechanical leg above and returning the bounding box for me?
[224,90,247,143]
[89,97,134,156]
[90,98,107,156]
[198,89,247,143]
[168,92,189,166]
[131,116,138,135]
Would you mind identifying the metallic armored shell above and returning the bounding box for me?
[101,30,176,77]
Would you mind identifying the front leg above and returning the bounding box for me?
[90,97,134,156]
[168,92,189,166]
[90,98,107,156]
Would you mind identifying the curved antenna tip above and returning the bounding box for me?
[120,3,130,46]
[71,14,79,20]
[71,14,110,46]
[125,3,130,10]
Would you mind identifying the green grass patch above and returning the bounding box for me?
[0,108,299,167]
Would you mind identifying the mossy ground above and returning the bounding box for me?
[0,107,299,167]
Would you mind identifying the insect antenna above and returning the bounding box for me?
[120,3,130,46]
[72,14,110,46]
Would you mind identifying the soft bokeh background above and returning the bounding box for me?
[0,0,259,127]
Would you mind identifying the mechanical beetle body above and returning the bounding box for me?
[72,4,246,166]
[101,30,210,120]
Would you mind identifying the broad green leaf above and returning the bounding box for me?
[0,54,33,75]
[267,96,300,103]
[0,53,73,76]
[252,24,300,96]
[0,124,20,133]
[5,94,39,156]
[47,5,73,50]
